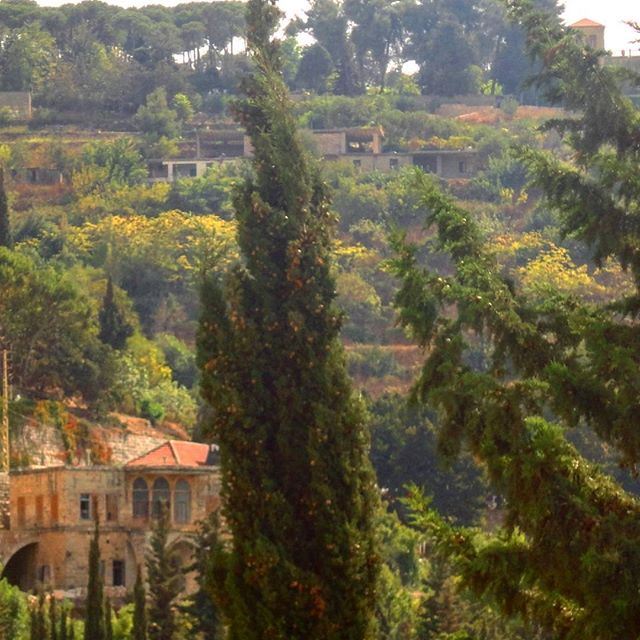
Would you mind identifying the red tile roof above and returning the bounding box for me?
[126,441,218,468]
[570,18,604,28]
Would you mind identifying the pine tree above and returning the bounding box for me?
[197,1,380,638]
[393,1,640,638]
[132,566,148,640]
[84,518,104,640]
[146,506,182,640]
[98,277,133,350]
[104,598,113,640]
[183,512,223,640]
[0,167,11,249]
[49,595,57,640]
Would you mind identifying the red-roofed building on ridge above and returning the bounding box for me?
[0,440,221,600]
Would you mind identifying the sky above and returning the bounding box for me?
[37,0,640,53]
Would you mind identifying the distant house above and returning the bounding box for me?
[0,441,220,598]
[149,125,478,181]
[571,18,640,101]
[11,167,64,185]
[570,18,605,51]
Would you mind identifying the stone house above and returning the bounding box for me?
[0,441,220,599]
[148,125,477,181]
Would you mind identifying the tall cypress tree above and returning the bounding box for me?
[84,519,104,640]
[59,608,67,640]
[146,506,182,640]
[132,566,148,640]
[0,167,10,249]
[393,1,640,638]
[103,598,113,640]
[49,595,58,640]
[197,1,379,638]
[98,277,133,350]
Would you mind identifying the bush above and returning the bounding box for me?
[140,398,165,425]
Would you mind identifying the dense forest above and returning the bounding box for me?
[0,0,639,638]
[0,0,562,128]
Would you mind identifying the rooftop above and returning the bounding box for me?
[125,441,219,468]
[570,18,605,28]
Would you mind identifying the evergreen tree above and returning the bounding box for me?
[49,595,57,640]
[104,598,113,640]
[84,519,104,640]
[197,1,380,638]
[0,167,10,249]
[98,277,133,350]
[393,1,640,638]
[132,566,148,640]
[59,609,67,640]
[146,506,182,640]
[36,593,47,640]
[183,512,223,640]
[30,606,38,640]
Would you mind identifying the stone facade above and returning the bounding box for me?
[0,442,221,600]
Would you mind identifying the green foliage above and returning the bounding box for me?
[0,579,29,640]
[0,248,115,401]
[197,1,380,637]
[147,507,183,640]
[167,164,238,216]
[132,568,147,640]
[369,394,486,525]
[81,138,148,188]
[135,88,180,141]
[390,1,640,635]
[49,596,57,640]
[155,334,198,389]
[84,520,104,640]
[104,599,113,640]
[183,512,224,640]
[99,277,134,350]
[171,94,194,123]
[295,43,335,94]
[0,168,11,249]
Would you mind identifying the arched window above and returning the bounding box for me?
[152,477,171,519]
[132,478,149,520]
[174,480,191,524]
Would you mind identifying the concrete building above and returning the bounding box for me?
[149,125,477,181]
[0,441,220,599]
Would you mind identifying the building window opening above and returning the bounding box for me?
[152,477,171,519]
[17,496,25,527]
[38,565,50,584]
[133,478,149,520]
[174,480,191,524]
[459,160,467,174]
[112,560,125,587]
[50,494,59,524]
[35,495,44,525]
[106,494,118,522]
[80,494,92,520]
[390,158,399,170]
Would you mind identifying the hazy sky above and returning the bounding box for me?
[38,0,640,52]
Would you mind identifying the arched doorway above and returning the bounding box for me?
[2,542,38,591]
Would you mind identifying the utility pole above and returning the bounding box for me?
[1,346,9,472]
